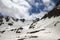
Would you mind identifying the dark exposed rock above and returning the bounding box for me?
[16,27,23,33]
[29,26,35,29]
[41,9,60,19]
[29,24,35,29]
[5,16,10,22]
[10,27,23,32]
[10,29,17,31]
[16,29,21,33]
[29,36,38,38]
[29,18,40,29]
[10,27,23,33]
[17,38,24,40]
[41,0,60,19]
[0,19,3,24]
[0,15,4,26]
[35,18,40,21]
[28,30,40,34]
[16,30,21,33]
[12,17,19,22]
[18,27,23,30]
[0,23,2,26]
[20,19,25,22]
[54,21,60,26]
[10,29,14,31]
[33,18,40,23]
[0,19,3,23]
[8,23,13,26]
[0,30,5,33]
[27,29,45,34]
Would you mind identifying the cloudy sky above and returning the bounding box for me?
[0,0,59,20]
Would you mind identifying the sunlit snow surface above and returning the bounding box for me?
[0,0,60,40]
[0,0,59,20]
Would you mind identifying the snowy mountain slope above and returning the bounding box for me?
[0,15,60,40]
[0,6,60,40]
[0,0,60,40]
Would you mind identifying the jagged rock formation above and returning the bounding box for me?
[41,0,60,19]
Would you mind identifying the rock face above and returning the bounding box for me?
[41,0,60,19]
[0,0,60,40]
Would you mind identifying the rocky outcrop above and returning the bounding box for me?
[41,0,60,19]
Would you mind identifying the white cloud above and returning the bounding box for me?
[42,0,51,3]
[0,0,56,20]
